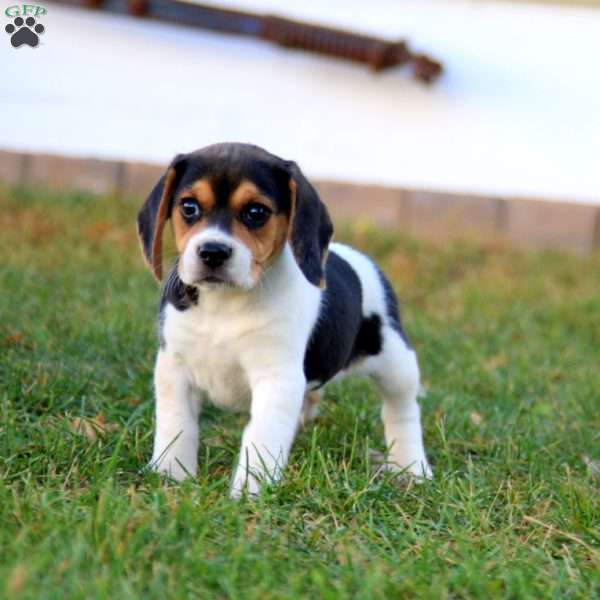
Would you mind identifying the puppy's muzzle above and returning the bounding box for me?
[198,241,233,270]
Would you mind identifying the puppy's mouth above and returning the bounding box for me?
[196,274,235,287]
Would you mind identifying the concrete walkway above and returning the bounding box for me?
[1,0,599,204]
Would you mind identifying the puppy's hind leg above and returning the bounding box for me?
[370,330,432,479]
[300,390,322,429]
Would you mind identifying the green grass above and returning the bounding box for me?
[0,185,598,599]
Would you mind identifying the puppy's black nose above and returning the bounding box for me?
[198,242,233,269]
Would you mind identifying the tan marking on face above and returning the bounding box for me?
[189,179,216,207]
[171,178,216,253]
[229,180,289,280]
[169,178,288,285]
[229,180,272,213]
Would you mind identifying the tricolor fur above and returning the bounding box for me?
[137,143,431,497]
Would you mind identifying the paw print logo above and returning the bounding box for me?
[5,16,45,48]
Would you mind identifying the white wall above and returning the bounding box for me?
[1,0,599,204]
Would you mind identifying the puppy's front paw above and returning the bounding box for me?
[148,456,196,482]
[391,460,433,482]
[230,469,261,500]
[407,459,433,482]
[372,448,433,481]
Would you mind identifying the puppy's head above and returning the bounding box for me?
[137,143,333,289]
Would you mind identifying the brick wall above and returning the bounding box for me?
[1,149,598,254]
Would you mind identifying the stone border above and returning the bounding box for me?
[1,149,598,254]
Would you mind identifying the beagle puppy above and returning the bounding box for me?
[137,143,431,497]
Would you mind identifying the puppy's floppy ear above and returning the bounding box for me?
[286,161,333,288]
[136,154,186,281]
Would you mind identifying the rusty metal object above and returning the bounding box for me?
[126,0,148,17]
[48,0,443,83]
[262,16,442,82]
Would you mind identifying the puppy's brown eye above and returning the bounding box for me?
[180,199,202,221]
[240,202,271,229]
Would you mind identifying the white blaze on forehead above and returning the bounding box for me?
[179,227,255,289]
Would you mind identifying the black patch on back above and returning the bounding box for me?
[304,252,383,385]
[158,261,198,347]
[352,313,383,357]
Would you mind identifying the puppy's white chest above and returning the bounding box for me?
[164,305,252,411]
[189,343,250,411]
[160,248,323,412]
